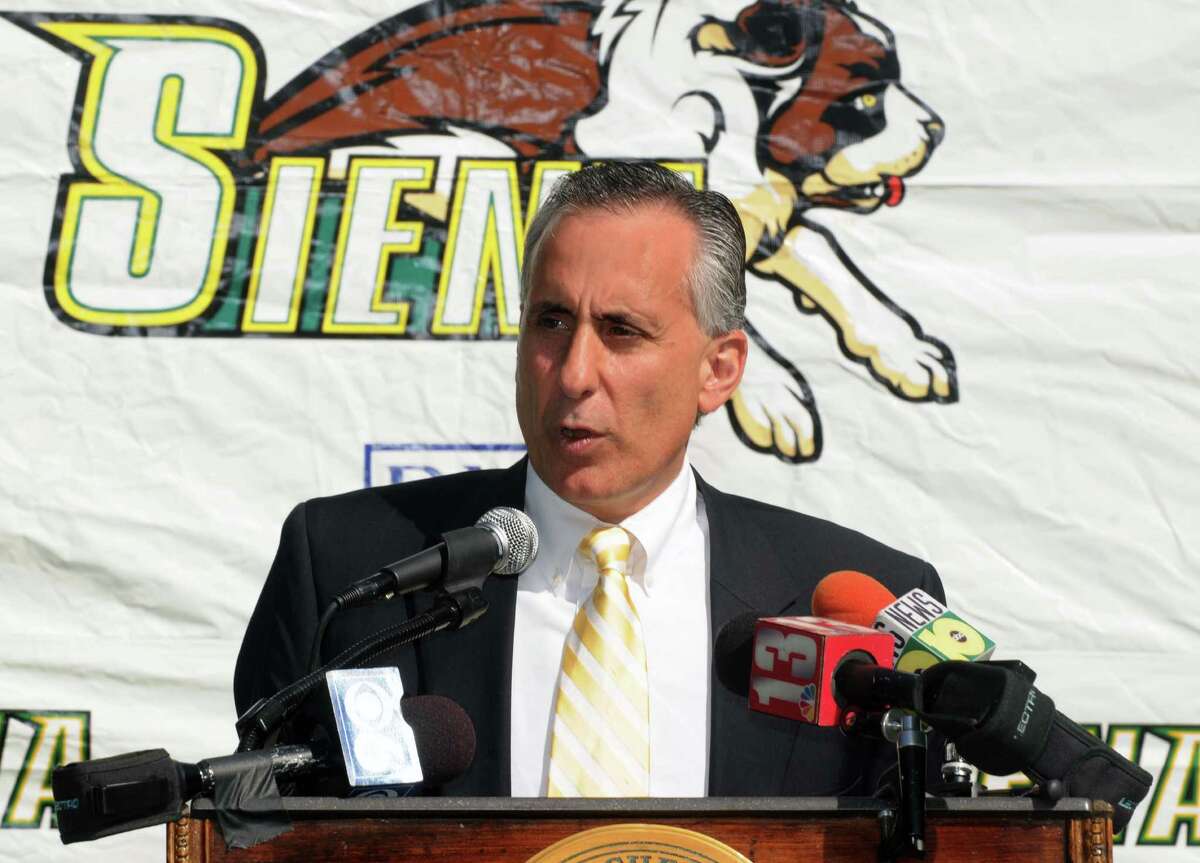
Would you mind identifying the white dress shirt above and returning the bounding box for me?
[510,463,711,796]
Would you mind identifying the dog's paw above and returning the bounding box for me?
[725,354,821,462]
[852,319,958,403]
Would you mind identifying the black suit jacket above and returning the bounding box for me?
[234,460,944,796]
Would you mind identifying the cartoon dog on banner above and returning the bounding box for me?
[574,0,955,461]
[253,0,956,464]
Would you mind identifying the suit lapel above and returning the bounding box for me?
[418,459,526,795]
[699,473,804,796]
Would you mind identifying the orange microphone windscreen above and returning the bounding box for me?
[811,570,897,628]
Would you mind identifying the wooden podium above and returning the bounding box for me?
[168,797,1113,863]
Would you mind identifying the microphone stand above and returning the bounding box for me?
[879,709,927,860]
[236,588,487,752]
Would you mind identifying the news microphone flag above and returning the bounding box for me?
[874,588,995,672]
[749,617,894,726]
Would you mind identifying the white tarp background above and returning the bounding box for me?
[0,0,1196,860]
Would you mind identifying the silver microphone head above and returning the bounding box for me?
[475,507,539,575]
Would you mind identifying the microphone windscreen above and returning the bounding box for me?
[52,749,185,844]
[477,507,539,574]
[921,661,1053,775]
[812,570,897,628]
[1030,712,1152,833]
[400,695,476,785]
[713,613,760,698]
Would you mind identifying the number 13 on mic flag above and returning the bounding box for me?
[749,617,894,726]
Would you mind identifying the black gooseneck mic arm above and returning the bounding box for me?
[236,590,479,752]
[303,528,488,674]
[245,507,539,751]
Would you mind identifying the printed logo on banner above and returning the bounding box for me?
[3,2,958,466]
[0,710,90,830]
[365,443,526,488]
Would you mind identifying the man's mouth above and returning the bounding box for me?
[557,425,608,454]
[560,426,600,441]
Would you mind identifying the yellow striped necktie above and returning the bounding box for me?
[546,525,650,797]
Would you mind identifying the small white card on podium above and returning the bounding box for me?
[326,667,423,787]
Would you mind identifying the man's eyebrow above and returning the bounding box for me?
[596,310,637,325]
[595,309,657,333]
[527,300,571,316]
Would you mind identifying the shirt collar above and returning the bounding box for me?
[523,461,696,595]
[523,468,598,591]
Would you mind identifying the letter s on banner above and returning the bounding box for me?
[41,20,256,327]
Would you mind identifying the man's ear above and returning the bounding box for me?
[698,328,749,415]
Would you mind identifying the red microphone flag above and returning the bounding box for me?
[748,616,895,727]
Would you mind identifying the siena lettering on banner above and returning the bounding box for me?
[0,710,90,831]
[3,2,961,466]
[982,724,1200,848]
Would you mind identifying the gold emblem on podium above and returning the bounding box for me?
[526,824,751,863]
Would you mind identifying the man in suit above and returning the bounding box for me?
[235,162,943,796]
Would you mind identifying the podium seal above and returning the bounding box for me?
[526,824,751,863]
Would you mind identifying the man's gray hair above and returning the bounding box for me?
[520,161,747,336]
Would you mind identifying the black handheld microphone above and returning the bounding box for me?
[713,612,758,698]
[333,507,539,610]
[305,506,540,674]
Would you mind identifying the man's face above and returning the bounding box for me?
[515,203,746,523]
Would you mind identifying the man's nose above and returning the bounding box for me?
[558,327,599,399]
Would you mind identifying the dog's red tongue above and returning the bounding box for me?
[885,176,905,206]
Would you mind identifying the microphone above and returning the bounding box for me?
[391,693,476,786]
[714,612,904,725]
[812,569,899,627]
[810,569,996,673]
[919,661,1152,832]
[808,571,940,856]
[713,603,925,857]
[873,587,995,672]
[51,695,476,844]
[713,570,901,699]
[809,571,927,713]
[333,507,539,610]
[802,572,1151,841]
[713,611,757,698]
[304,506,539,675]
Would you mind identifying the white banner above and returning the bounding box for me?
[0,1,1196,859]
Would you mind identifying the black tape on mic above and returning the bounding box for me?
[205,751,291,849]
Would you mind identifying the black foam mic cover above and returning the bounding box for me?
[400,695,476,785]
[920,661,1055,775]
[52,749,187,844]
[921,661,1152,832]
[1028,711,1152,833]
[713,612,759,698]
